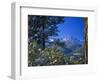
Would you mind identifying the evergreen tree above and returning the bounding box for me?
[28,15,64,49]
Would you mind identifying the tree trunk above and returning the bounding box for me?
[40,17,47,49]
[84,17,88,64]
[41,25,45,49]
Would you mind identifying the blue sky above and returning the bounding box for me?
[56,17,84,40]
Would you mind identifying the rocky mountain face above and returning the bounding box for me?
[60,36,84,56]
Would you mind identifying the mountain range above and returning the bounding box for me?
[60,36,84,56]
[48,36,84,56]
